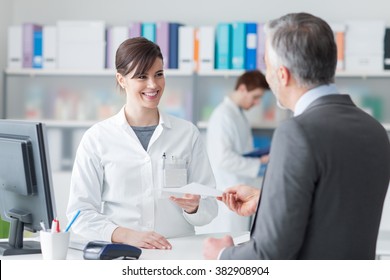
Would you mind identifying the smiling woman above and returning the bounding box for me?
[66,37,218,250]
[118,57,165,120]
[115,38,166,125]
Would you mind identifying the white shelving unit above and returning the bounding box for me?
[2,67,196,173]
[3,69,390,123]
[3,67,390,174]
[4,68,193,77]
[335,71,390,78]
[8,68,390,78]
[5,67,390,125]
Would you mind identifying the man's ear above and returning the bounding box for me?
[278,65,290,86]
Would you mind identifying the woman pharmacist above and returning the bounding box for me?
[67,37,217,250]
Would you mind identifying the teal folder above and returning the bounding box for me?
[231,22,246,69]
[142,22,156,42]
[215,23,232,69]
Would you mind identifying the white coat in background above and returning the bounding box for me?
[197,97,262,234]
[67,107,217,242]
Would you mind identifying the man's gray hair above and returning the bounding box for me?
[264,13,337,88]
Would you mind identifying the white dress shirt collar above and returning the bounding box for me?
[294,84,339,116]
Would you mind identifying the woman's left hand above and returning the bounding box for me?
[170,194,200,214]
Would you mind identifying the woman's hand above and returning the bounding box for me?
[112,227,172,249]
[170,194,201,214]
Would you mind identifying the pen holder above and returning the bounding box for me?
[40,230,70,260]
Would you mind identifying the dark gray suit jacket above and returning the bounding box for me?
[221,94,390,259]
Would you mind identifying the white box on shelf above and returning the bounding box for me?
[345,20,385,55]
[106,26,128,69]
[198,26,215,73]
[345,55,384,72]
[57,20,106,69]
[345,20,385,72]
[7,25,23,68]
[178,26,195,72]
[43,25,57,69]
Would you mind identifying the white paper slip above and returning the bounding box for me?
[162,182,223,197]
[233,232,250,245]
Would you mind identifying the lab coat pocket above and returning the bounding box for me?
[163,157,188,188]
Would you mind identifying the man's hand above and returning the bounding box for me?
[203,235,234,259]
[218,185,260,216]
[260,154,270,164]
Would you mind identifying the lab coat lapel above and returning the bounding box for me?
[147,111,171,150]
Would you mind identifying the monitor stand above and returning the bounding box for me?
[0,241,41,256]
[0,212,41,256]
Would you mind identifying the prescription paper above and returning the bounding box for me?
[162,182,223,197]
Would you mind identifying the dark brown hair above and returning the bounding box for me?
[116,37,163,78]
[234,70,270,91]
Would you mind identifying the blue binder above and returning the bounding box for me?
[242,147,270,158]
[168,23,182,69]
[32,29,43,68]
[245,23,258,70]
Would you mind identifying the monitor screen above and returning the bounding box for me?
[0,120,56,256]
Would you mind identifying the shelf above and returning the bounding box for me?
[197,121,278,130]
[197,70,390,78]
[199,121,390,131]
[43,120,97,128]
[5,68,390,78]
[197,69,244,77]
[4,68,243,77]
[15,119,97,128]
[4,68,193,77]
[335,71,390,78]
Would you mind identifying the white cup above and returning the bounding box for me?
[40,230,70,260]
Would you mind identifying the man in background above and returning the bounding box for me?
[199,70,269,234]
[204,12,390,259]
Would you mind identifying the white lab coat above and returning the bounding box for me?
[67,107,217,242]
[197,97,262,234]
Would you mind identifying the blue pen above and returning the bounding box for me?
[40,220,47,232]
[65,210,81,232]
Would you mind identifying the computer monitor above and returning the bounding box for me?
[0,120,56,256]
